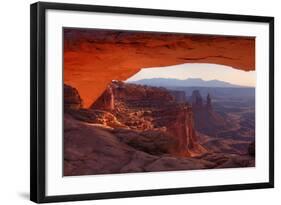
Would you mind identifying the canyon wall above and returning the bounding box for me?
[91,81,205,156]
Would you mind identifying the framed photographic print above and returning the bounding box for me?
[30,2,274,203]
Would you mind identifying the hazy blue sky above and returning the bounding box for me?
[126,63,256,87]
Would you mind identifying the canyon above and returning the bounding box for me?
[64,81,255,176]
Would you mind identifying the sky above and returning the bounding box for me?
[126,63,256,87]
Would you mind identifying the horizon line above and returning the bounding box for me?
[125,77,255,88]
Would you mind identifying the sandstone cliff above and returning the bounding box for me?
[91,81,205,156]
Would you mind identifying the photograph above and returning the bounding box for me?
[63,28,256,176]
[29,2,274,203]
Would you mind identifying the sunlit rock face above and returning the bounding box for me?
[90,81,206,156]
[64,29,255,107]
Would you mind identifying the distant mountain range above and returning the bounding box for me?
[128,78,248,88]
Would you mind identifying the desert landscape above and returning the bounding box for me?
[63,28,255,176]
[64,79,255,176]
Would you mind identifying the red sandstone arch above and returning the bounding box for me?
[64,29,255,107]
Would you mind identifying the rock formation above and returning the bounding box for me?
[91,84,115,111]
[191,90,203,108]
[64,84,83,110]
[64,114,216,176]
[64,29,255,107]
[169,90,186,103]
[91,81,205,156]
[64,82,254,176]
[190,90,228,136]
[206,93,212,110]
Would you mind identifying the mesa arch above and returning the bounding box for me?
[64,29,255,107]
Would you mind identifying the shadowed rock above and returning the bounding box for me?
[190,90,230,136]
[64,84,83,110]
[64,115,216,176]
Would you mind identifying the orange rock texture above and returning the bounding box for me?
[64,29,255,107]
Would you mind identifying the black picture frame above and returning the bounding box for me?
[30,2,274,203]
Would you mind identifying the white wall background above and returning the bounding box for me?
[0,0,279,204]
